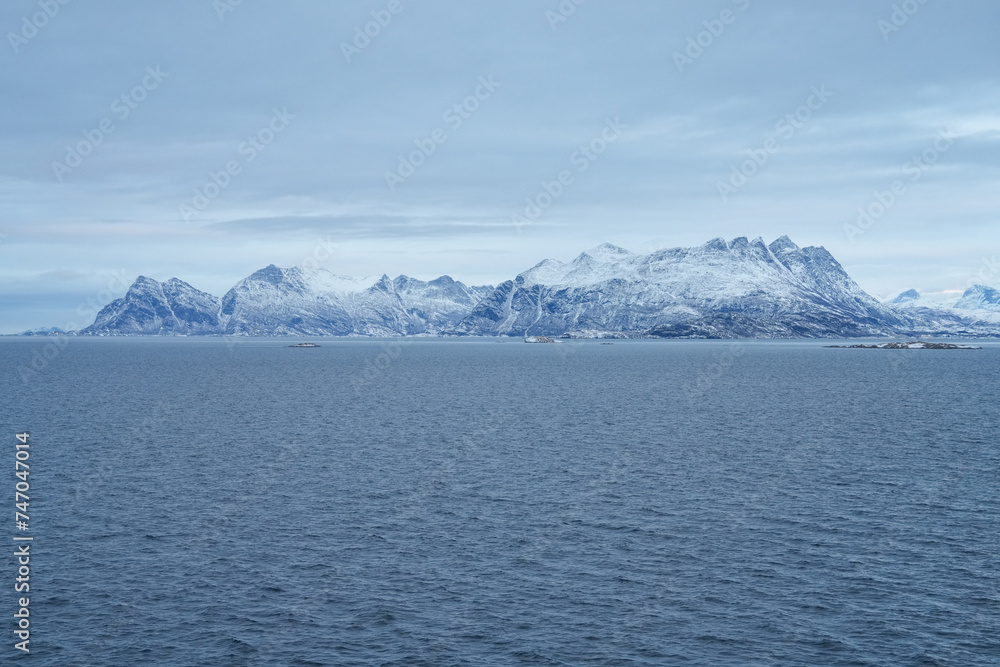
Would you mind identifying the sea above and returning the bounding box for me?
[1,337,998,666]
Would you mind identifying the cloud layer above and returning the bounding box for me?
[2,0,998,331]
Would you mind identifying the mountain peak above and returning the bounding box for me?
[519,258,568,286]
[586,242,633,258]
[83,274,221,336]
[249,264,285,285]
[891,289,921,304]
[955,284,1000,311]
[961,284,998,299]
[372,274,394,292]
[768,235,800,255]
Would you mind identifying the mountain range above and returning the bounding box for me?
[66,236,1000,338]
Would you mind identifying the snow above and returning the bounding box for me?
[452,236,916,338]
[79,237,1000,339]
[512,236,875,308]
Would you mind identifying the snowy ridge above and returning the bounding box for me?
[78,238,1000,338]
[84,265,492,336]
[881,285,1000,336]
[218,266,494,336]
[453,236,913,338]
[84,276,221,335]
[954,285,1000,312]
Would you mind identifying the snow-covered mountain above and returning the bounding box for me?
[77,239,1000,338]
[17,327,66,336]
[886,289,964,309]
[82,266,492,336]
[889,289,921,306]
[954,285,1000,311]
[881,286,1000,336]
[220,265,492,336]
[452,236,911,338]
[83,277,222,335]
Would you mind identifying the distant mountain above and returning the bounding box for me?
[17,327,65,336]
[890,289,921,305]
[83,277,221,335]
[452,236,911,338]
[220,265,492,336]
[954,285,1000,311]
[73,238,1000,338]
[83,266,492,336]
[887,286,999,311]
[883,285,1000,337]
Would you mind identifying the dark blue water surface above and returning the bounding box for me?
[1,337,998,666]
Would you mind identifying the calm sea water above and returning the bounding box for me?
[1,337,998,666]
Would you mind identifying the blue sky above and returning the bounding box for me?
[1,0,998,332]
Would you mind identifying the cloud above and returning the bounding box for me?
[2,0,999,331]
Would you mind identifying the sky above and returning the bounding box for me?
[1,0,998,333]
